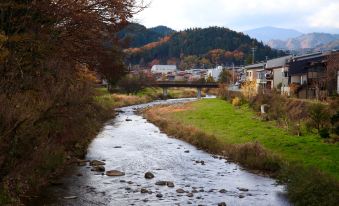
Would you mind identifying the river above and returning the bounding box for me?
[29,98,290,206]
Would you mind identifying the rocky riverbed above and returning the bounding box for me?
[28,98,290,206]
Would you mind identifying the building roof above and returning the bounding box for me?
[151,65,177,70]
[266,55,292,69]
[288,52,328,75]
[244,62,265,70]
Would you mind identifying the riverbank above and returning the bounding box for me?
[0,87,203,204]
[142,98,339,206]
[27,98,290,206]
[94,87,205,109]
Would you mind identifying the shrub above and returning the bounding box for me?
[231,97,242,107]
[330,112,339,135]
[319,128,330,139]
[308,103,331,133]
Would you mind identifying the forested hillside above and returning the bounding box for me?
[118,23,175,48]
[124,27,286,68]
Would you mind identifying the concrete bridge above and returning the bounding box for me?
[152,81,219,98]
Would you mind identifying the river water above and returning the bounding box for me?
[30,98,290,206]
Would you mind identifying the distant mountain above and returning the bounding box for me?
[125,26,286,66]
[315,39,339,51]
[244,26,303,42]
[118,23,176,48]
[267,33,339,50]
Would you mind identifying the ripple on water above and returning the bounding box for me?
[29,98,290,206]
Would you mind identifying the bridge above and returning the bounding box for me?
[152,81,219,98]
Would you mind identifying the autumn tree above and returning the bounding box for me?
[0,0,144,201]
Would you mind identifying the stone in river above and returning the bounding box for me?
[176,188,185,193]
[218,202,227,206]
[166,181,175,187]
[90,160,105,166]
[144,172,155,179]
[63,196,77,199]
[187,193,194,197]
[184,150,190,153]
[155,181,167,186]
[156,193,163,198]
[239,194,245,198]
[141,188,148,194]
[91,166,105,172]
[126,119,132,121]
[106,170,125,176]
[237,187,249,192]
[219,189,227,193]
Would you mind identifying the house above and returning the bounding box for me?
[265,56,292,92]
[151,65,177,74]
[206,66,223,81]
[244,62,266,91]
[287,52,328,99]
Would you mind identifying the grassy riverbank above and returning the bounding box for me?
[143,98,339,206]
[94,87,200,109]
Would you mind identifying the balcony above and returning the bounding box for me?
[265,73,273,80]
[256,78,267,84]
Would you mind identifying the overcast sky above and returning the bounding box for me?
[134,0,339,33]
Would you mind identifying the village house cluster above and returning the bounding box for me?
[151,65,244,84]
[149,50,339,99]
[245,50,339,99]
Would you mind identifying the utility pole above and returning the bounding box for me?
[232,63,235,84]
[251,41,257,64]
[251,47,256,64]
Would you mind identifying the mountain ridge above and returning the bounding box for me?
[267,32,339,51]
[124,26,286,67]
[244,26,303,42]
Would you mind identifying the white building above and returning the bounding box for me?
[151,65,177,74]
[206,66,223,81]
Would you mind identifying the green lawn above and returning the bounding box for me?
[171,98,339,179]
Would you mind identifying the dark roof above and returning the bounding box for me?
[244,62,265,70]
[266,55,292,69]
[288,52,328,75]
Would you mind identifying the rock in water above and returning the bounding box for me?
[144,172,155,179]
[218,202,227,206]
[219,189,227,193]
[155,181,167,186]
[176,188,185,193]
[141,188,149,193]
[106,170,125,176]
[91,166,105,172]
[238,187,249,192]
[90,160,105,166]
[63,196,77,199]
[239,194,245,198]
[156,193,163,198]
[166,181,175,187]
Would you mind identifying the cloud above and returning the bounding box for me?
[134,0,339,33]
[308,2,339,29]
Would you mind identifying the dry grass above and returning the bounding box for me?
[143,104,281,173]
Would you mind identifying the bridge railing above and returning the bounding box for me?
[153,81,219,87]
